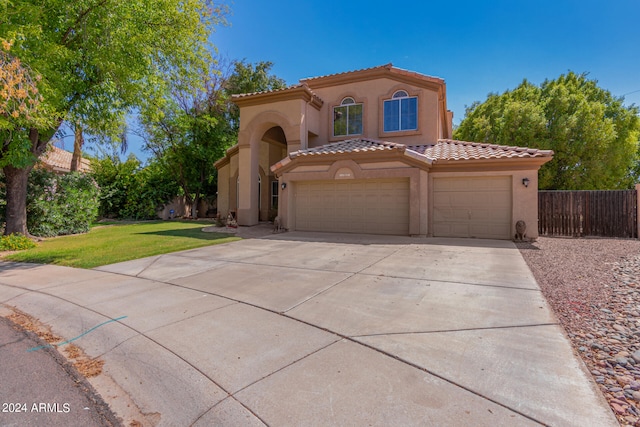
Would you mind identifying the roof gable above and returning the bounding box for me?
[301,63,445,92]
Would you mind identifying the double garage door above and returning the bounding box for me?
[293,176,512,238]
[295,179,409,235]
[433,176,512,239]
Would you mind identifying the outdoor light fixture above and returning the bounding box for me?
[522,178,530,187]
[281,182,287,190]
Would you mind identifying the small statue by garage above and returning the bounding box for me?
[227,212,237,228]
[514,220,527,241]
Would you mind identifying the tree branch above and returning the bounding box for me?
[60,0,110,46]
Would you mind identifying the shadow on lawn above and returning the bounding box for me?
[136,228,235,241]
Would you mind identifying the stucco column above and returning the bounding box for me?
[419,170,429,236]
[237,145,259,226]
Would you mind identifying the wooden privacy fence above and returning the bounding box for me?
[538,189,639,238]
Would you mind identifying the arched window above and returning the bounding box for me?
[383,90,417,132]
[333,97,363,137]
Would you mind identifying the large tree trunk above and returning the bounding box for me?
[3,165,32,236]
[70,124,84,172]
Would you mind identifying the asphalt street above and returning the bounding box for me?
[0,316,120,427]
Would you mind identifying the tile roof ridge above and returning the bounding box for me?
[300,64,394,82]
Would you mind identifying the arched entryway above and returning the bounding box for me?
[258,126,287,221]
[236,111,296,226]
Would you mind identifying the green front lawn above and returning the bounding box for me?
[2,221,239,269]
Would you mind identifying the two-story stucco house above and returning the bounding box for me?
[215,64,553,239]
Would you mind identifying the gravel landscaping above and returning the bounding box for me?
[518,237,640,427]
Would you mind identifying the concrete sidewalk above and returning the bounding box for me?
[0,233,617,426]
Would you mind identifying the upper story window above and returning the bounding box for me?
[383,90,417,132]
[333,97,363,137]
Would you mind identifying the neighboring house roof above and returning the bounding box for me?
[39,146,91,173]
[271,138,554,173]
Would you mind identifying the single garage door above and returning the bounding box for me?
[295,179,409,235]
[433,176,512,239]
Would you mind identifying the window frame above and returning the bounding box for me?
[383,90,419,133]
[332,96,364,138]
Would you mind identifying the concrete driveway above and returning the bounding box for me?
[0,232,616,426]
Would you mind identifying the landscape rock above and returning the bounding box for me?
[518,238,640,426]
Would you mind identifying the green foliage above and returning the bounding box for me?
[0,0,227,235]
[225,60,287,132]
[0,233,36,251]
[141,60,286,216]
[454,72,640,190]
[90,155,180,219]
[25,169,99,237]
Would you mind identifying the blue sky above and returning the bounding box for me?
[109,0,640,161]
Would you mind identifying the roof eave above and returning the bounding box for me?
[232,85,324,109]
[301,64,445,92]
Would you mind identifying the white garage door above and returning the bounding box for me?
[295,179,409,235]
[433,176,512,239]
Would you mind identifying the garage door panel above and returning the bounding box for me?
[433,177,512,239]
[295,179,409,235]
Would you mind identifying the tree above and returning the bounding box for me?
[454,72,640,190]
[141,60,286,217]
[91,154,179,219]
[225,60,287,132]
[0,0,227,235]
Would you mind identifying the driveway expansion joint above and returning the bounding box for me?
[349,323,561,338]
[358,272,543,291]
[231,339,341,396]
[351,337,549,426]
[148,278,549,424]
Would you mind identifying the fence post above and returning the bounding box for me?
[636,184,640,239]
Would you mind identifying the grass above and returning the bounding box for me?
[2,221,240,269]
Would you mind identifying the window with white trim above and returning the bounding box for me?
[333,97,363,136]
[383,90,417,132]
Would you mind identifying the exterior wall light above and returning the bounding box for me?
[522,178,530,187]
[281,182,287,190]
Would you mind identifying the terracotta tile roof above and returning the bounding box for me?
[289,138,406,158]
[286,138,553,162]
[300,64,395,82]
[39,146,91,173]
[231,83,323,107]
[300,63,445,88]
[231,83,304,99]
[410,139,554,161]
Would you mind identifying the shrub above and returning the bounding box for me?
[91,155,179,220]
[27,169,100,237]
[0,233,36,251]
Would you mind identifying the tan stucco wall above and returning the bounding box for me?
[308,78,441,147]
[217,163,230,216]
[217,139,286,221]
[428,168,541,239]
